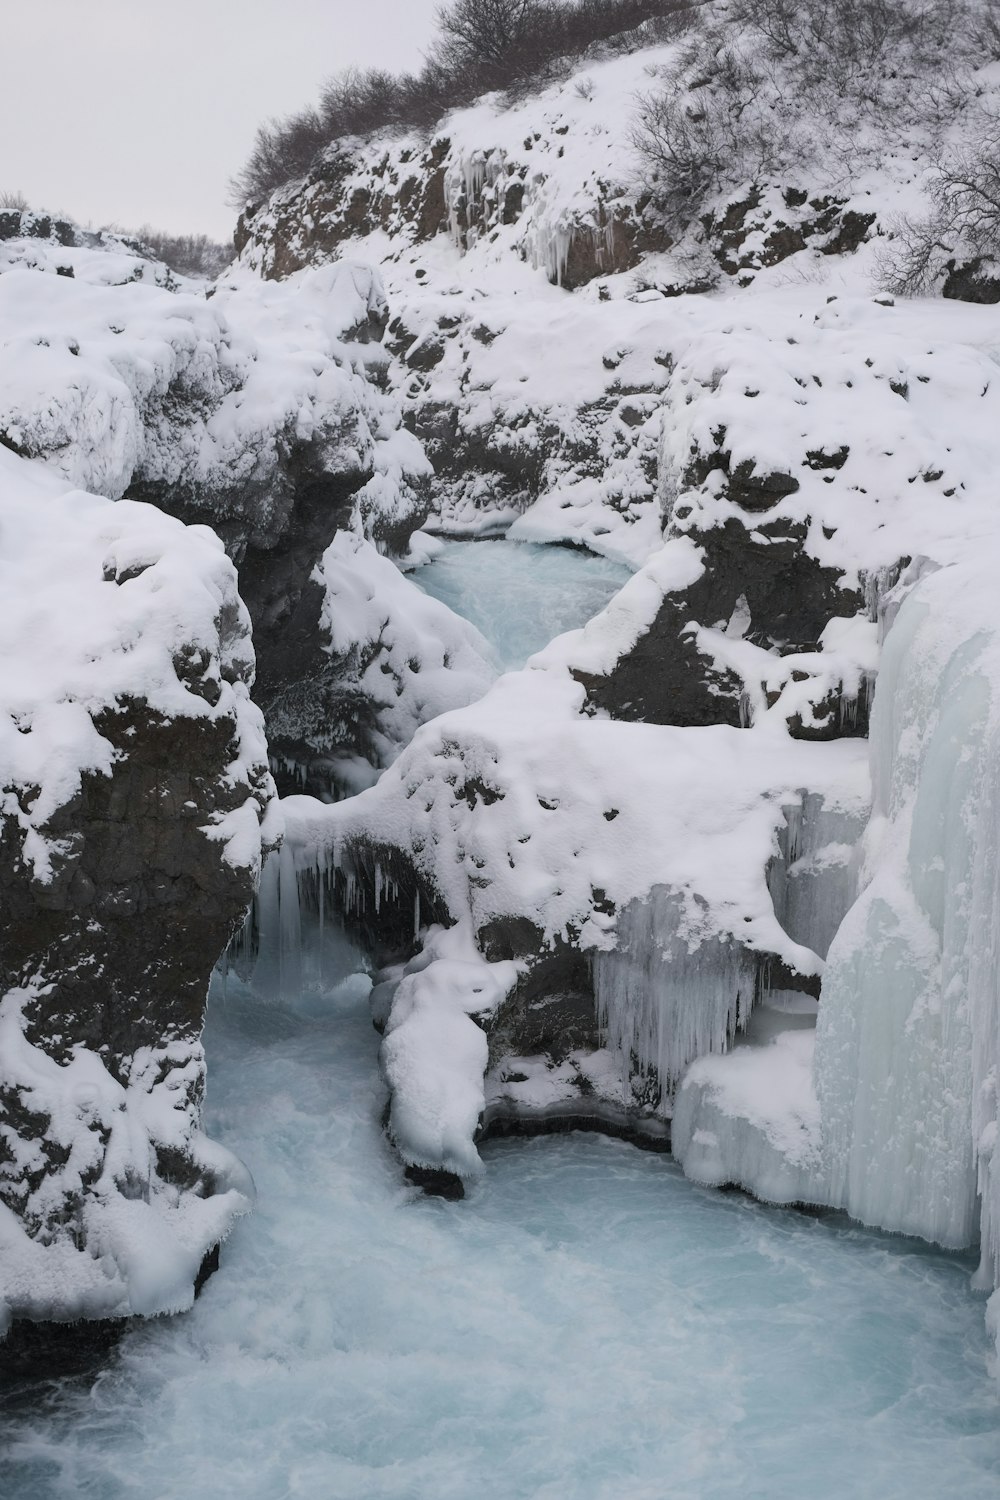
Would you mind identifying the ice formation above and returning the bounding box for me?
[816,560,1000,1265]
[673,557,1000,1352]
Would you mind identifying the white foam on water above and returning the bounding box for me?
[2,968,999,1500]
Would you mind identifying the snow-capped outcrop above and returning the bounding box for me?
[0,448,278,1333]
[263,530,497,797]
[0,221,444,793]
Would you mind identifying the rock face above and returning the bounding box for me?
[0,449,278,1332]
[0,232,435,795]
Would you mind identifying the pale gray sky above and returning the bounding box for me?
[1,0,442,240]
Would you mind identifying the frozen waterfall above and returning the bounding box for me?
[815,561,1000,1277]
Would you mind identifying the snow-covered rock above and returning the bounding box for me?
[0,447,278,1332]
[263,529,497,796]
[0,218,444,794]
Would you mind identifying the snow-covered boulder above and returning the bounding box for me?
[0,449,278,1335]
[260,529,497,798]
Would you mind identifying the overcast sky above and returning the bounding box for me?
[1,0,442,240]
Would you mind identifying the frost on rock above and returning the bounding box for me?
[0,449,277,1331]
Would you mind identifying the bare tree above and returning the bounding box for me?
[435,0,538,67]
[881,114,1000,294]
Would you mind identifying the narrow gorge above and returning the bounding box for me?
[4,3,1000,1495]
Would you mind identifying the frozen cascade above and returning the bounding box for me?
[225,839,373,1015]
[767,792,868,963]
[673,559,1000,1359]
[596,788,865,1107]
[594,886,758,1105]
[815,560,1000,1275]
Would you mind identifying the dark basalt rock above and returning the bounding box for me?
[577,514,860,732]
[478,1104,671,1154]
[705,190,876,276]
[404,1164,465,1199]
[0,702,264,1067]
[235,141,450,282]
[942,255,1000,305]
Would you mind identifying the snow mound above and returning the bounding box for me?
[672,1028,824,1205]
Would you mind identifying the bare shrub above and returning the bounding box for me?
[633,0,977,235]
[971,0,1000,60]
[230,1,699,207]
[880,111,1000,294]
[435,0,538,68]
[133,228,235,279]
[632,41,796,227]
[0,190,29,211]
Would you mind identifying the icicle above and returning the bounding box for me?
[767,793,865,962]
[593,886,757,1103]
[414,887,421,942]
[278,840,303,1003]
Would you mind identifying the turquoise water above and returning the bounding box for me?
[412,538,632,670]
[3,968,998,1500]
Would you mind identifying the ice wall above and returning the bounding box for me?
[815,562,1000,1266]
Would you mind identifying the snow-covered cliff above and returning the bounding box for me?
[0,445,277,1331]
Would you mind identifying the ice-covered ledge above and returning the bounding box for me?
[0,450,278,1334]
